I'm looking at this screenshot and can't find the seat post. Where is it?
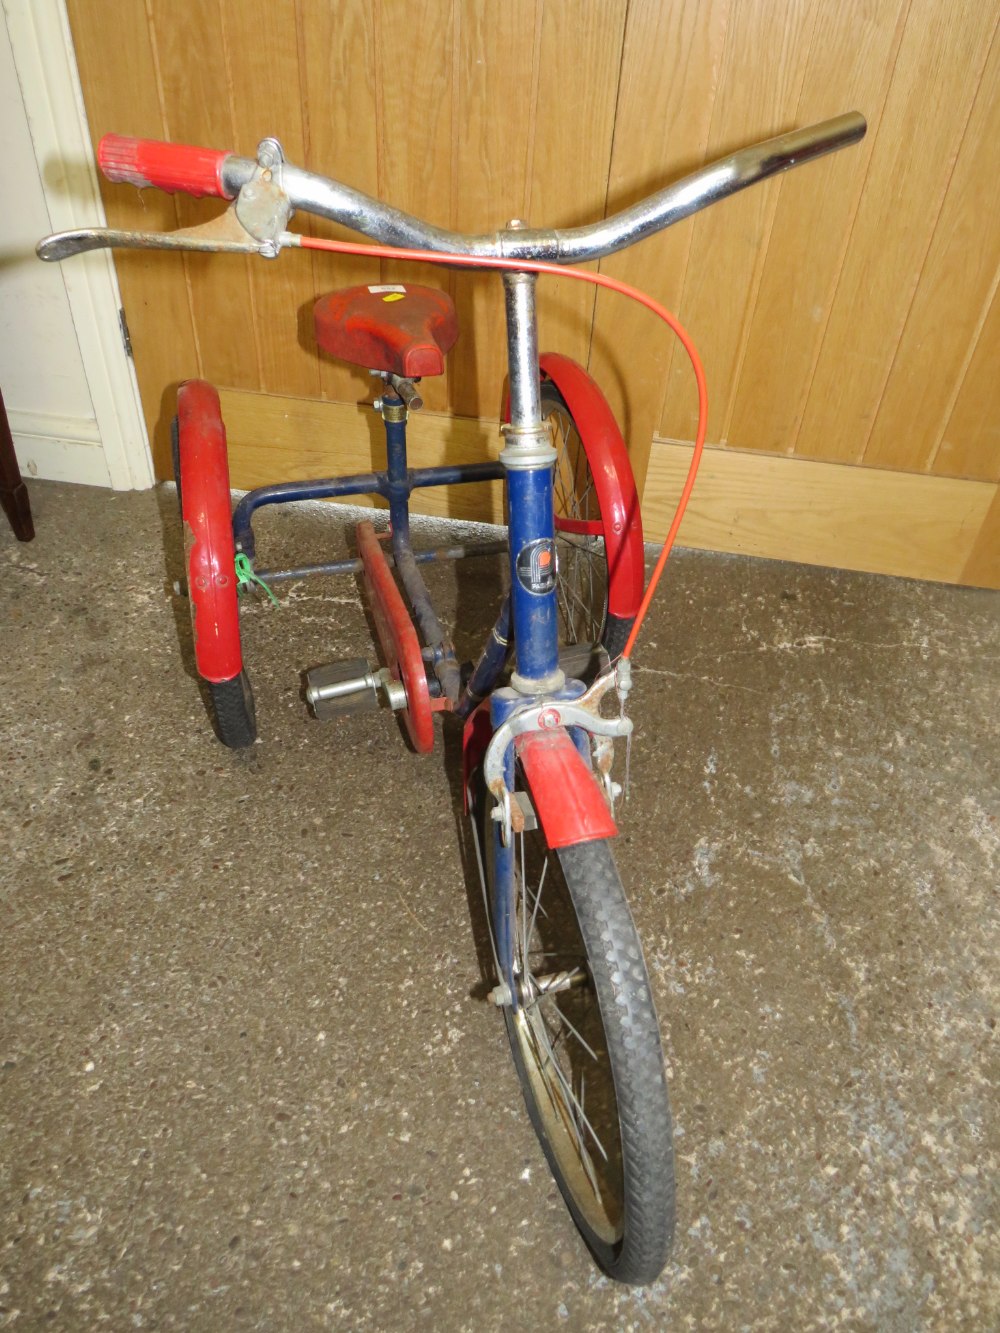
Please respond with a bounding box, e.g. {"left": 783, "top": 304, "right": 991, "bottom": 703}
{"left": 376, "top": 389, "right": 462, "bottom": 701}
{"left": 381, "top": 391, "right": 411, "bottom": 547}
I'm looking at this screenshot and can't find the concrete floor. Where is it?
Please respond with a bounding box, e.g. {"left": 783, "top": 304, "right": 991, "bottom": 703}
{"left": 1, "top": 480, "right": 998, "bottom": 1331}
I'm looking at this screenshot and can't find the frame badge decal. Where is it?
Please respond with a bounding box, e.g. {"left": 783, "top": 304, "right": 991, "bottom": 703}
{"left": 515, "top": 538, "right": 557, "bottom": 595}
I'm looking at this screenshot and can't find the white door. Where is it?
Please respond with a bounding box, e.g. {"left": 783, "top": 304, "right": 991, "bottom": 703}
{"left": 1, "top": 0, "right": 152, "bottom": 490}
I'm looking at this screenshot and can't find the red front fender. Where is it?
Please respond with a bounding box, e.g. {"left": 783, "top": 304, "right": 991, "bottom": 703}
{"left": 463, "top": 704, "right": 618, "bottom": 846}
{"left": 177, "top": 380, "right": 242, "bottom": 683}
{"left": 516, "top": 729, "right": 618, "bottom": 848}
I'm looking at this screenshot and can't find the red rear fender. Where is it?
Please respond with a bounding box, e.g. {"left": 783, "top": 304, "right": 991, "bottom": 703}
{"left": 177, "top": 380, "right": 242, "bottom": 683}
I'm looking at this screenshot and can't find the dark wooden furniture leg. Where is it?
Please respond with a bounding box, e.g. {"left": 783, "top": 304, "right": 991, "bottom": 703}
{"left": 0, "top": 387, "right": 34, "bottom": 541}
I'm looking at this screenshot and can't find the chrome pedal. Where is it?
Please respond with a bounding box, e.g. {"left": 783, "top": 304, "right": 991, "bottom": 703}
{"left": 305, "top": 659, "right": 410, "bottom": 719}
{"left": 305, "top": 658, "right": 380, "bottom": 719}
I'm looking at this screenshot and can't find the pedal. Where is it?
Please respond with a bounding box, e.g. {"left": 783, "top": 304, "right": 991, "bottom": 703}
{"left": 305, "top": 658, "right": 411, "bottom": 720}
{"left": 557, "top": 642, "right": 609, "bottom": 682}
{"left": 305, "top": 658, "right": 380, "bottom": 719}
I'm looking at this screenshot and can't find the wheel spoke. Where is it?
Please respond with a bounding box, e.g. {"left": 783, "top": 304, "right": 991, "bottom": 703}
{"left": 525, "top": 854, "right": 548, "bottom": 958}
{"left": 571, "top": 428, "right": 586, "bottom": 497}
{"left": 512, "top": 831, "right": 612, "bottom": 1169}
{"left": 560, "top": 551, "right": 584, "bottom": 634}
{"left": 520, "top": 831, "right": 528, "bottom": 985}
{"left": 532, "top": 1013, "right": 610, "bottom": 1164}
{"left": 561, "top": 573, "right": 599, "bottom": 628}
{"left": 588, "top": 544, "right": 596, "bottom": 635}
{"left": 545, "top": 390, "right": 609, "bottom": 654}
{"left": 548, "top": 997, "right": 600, "bottom": 1063}
{"left": 554, "top": 463, "right": 572, "bottom": 516}
{"left": 556, "top": 575, "right": 576, "bottom": 642}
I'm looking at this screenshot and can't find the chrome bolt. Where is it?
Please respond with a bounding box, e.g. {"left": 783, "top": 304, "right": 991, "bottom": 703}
{"left": 256, "top": 138, "right": 284, "bottom": 170}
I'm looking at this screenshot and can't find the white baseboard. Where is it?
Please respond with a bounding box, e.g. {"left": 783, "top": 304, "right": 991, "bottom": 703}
{"left": 9, "top": 407, "right": 112, "bottom": 486}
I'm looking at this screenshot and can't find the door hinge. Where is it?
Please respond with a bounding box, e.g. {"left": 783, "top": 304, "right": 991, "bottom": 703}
{"left": 118, "top": 307, "right": 133, "bottom": 358}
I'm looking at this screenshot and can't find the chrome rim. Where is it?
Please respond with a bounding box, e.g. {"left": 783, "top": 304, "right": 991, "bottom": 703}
{"left": 506, "top": 829, "right": 624, "bottom": 1243}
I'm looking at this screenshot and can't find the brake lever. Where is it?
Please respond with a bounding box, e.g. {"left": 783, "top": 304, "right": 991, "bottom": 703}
{"left": 38, "top": 211, "right": 264, "bottom": 262}
{"left": 38, "top": 136, "right": 293, "bottom": 264}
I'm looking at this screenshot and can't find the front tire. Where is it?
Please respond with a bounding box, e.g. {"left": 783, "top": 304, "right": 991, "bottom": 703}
{"left": 479, "top": 780, "right": 675, "bottom": 1283}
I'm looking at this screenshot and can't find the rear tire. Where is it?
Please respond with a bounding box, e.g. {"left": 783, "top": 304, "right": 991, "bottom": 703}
{"left": 170, "top": 414, "right": 183, "bottom": 515}
{"left": 207, "top": 670, "right": 257, "bottom": 750}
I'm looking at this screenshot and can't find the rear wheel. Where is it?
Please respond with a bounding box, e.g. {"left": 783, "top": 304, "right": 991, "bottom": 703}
{"left": 542, "top": 381, "right": 634, "bottom": 666}
{"left": 173, "top": 389, "right": 258, "bottom": 750}
{"left": 206, "top": 670, "right": 257, "bottom": 750}
{"left": 170, "top": 415, "right": 183, "bottom": 514}
{"left": 477, "top": 777, "right": 675, "bottom": 1283}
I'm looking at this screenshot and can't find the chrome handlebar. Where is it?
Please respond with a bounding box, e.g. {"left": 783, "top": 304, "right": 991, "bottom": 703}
{"left": 222, "top": 112, "right": 866, "bottom": 262}
{"left": 38, "top": 112, "right": 865, "bottom": 265}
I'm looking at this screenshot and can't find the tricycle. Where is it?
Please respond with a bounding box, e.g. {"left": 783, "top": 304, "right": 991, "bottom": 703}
{"left": 40, "top": 107, "right": 865, "bottom": 1283}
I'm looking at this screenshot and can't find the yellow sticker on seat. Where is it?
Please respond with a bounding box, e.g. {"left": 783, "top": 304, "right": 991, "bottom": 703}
{"left": 382, "top": 293, "right": 406, "bottom": 303}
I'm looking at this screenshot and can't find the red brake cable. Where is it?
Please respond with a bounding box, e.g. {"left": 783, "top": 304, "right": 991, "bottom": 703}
{"left": 295, "top": 233, "right": 708, "bottom": 662}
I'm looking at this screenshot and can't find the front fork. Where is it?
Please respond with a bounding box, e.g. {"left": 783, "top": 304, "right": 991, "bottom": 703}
{"left": 484, "top": 668, "right": 633, "bottom": 1005}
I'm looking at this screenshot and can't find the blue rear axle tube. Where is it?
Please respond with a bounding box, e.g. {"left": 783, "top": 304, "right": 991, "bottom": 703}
{"left": 231, "top": 458, "right": 504, "bottom": 561}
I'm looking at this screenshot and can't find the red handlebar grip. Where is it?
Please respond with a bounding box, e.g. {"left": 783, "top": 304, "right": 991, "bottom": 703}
{"left": 98, "top": 134, "right": 233, "bottom": 200}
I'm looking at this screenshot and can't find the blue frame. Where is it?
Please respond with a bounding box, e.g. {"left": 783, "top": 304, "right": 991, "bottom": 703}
{"left": 228, "top": 325, "right": 578, "bottom": 1008}
{"left": 505, "top": 465, "right": 560, "bottom": 682}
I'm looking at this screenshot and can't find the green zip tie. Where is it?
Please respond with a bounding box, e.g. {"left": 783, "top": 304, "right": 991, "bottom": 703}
{"left": 234, "top": 552, "right": 280, "bottom": 606}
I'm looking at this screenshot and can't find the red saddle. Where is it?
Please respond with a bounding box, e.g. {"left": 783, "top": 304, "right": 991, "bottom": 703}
{"left": 313, "top": 284, "right": 458, "bottom": 378}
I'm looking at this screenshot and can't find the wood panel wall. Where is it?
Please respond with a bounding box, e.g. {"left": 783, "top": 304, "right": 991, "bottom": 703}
{"left": 67, "top": 0, "right": 1000, "bottom": 587}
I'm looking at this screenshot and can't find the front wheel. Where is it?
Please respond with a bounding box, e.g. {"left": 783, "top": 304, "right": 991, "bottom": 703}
{"left": 478, "top": 782, "right": 675, "bottom": 1282}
